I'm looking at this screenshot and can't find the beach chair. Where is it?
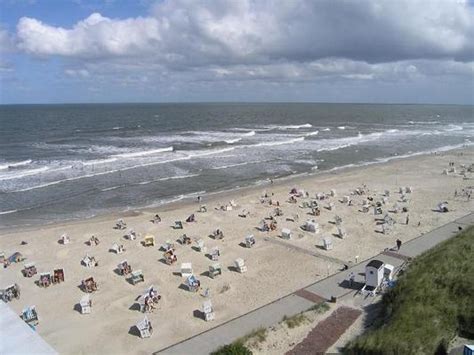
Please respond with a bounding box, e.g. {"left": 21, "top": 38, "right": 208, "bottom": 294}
{"left": 136, "top": 316, "right": 153, "bottom": 338}
{"left": 130, "top": 270, "right": 145, "bottom": 285}
{"left": 60, "top": 234, "right": 70, "bottom": 245}
{"left": 327, "top": 202, "right": 335, "bottom": 211}
{"left": 337, "top": 226, "right": 347, "bottom": 239}
{"left": 437, "top": 202, "right": 449, "bottom": 213}
{"left": 9, "top": 252, "right": 24, "bottom": 264}
{"left": 88, "top": 235, "right": 100, "bottom": 246}
{"left": 316, "top": 193, "right": 325, "bottom": 200}
{"left": 196, "top": 239, "right": 206, "bottom": 253}
{"left": 22, "top": 262, "right": 37, "bottom": 278}
{"left": 322, "top": 237, "right": 333, "bottom": 250}
{"left": 212, "top": 229, "right": 224, "bottom": 240}
{"left": 181, "top": 263, "right": 193, "bottom": 278}
{"left": 178, "top": 234, "right": 192, "bottom": 245}
{"left": 210, "top": 247, "right": 220, "bottom": 261}
{"left": 185, "top": 275, "right": 201, "bottom": 292}
{"left": 110, "top": 243, "right": 125, "bottom": 254}
{"left": 174, "top": 221, "right": 184, "bottom": 229}
{"left": 281, "top": 228, "right": 292, "bottom": 240}
{"left": 164, "top": 249, "right": 177, "bottom": 265}
{"left": 115, "top": 219, "right": 127, "bottom": 230}
{"left": 202, "top": 300, "right": 215, "bottom": 321}
{"left": 258, "top": 220, "right": 269, "bottom": 232}
{"left": 234, "top": 258, "right": 247, "bottom": 273}
{"left": 127, "top": 230, "right": 137, "bottom": 240}
{"left": 209, "top": 263, "right": 222, "bottom": 279}
{"left": 186, "top": 214, "right": 196, "bottom": 223}
{"left": 199, "top": 205, "right": 207, "bottom": 213}
{"left": 1, "top": 284, "right": 20, "bottom": 302}
{"left": 405, "top": 186, "right": 412, "bottom": 193}
{"left": 21, "top": 306, "right": 39, "bottom": 326}
{"left": 245, "top": 235, "right": 256, "bottom": 248}
{"left": 80, "top": 294, "right": 92, "bottom": 314}
{"left": 143, "top": 234, "right": 155, "bottom": 247}
{"left": 52, "top": 268, "right": 65, "bottom": 284}
{"left": 302, "top": 220, "right": 319, "bottom": 233}
{"left": 39, "top": 272, "right": 52, "bottom": 288}
{"left": 374, "top": 206, "right": 383, "bottom": 215}
{"left": 341, "top": 195, "right": 350, "bottom": 204}
{"left": 334, "top": 215, "right": 343, "bottom": 226}
{"left": 229, "top": 200, "right": 237, "bottom": 207}
{"left": 330, "top": 189, "right": 336, "bottom": 197}
{"left": 239, "top": 209, "right": 250, "bottom": 218}
{"left": 152, "top": 214, "right": 161, "bottom": 223}
{"left": 118, "top": 260, "right": 132, "bottom": 275}
{"left": 82, "top": 255, "right": 97, "bottom": 268}
{"left": 82, "top": 277, "right": 98, "bottom": 293}
{"left": 161, "top": 240, "right": 175, "bottom": 252}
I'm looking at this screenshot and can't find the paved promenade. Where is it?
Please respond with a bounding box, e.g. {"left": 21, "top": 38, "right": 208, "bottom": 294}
{"left": 156, "top": 213, "right": 472, "bottom": 355}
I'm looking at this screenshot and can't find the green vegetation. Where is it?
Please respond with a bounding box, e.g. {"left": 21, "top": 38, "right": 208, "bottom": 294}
{"left": 211, "top": 327, "right": 266, "bottom": 354}
{"left": 307, "top": 302, "right": 330, "bottom": 314}
{"left": 345, "top": 227, "right": 474, "bottom": 354}
{"left": 236, "top": 327, "right": 267, "bottom": 348}
{"left": 282, "top": 312, "right": 309, "bottom": 329}
{"left": 210, "top": 342, "right": 253, "bottom": 355}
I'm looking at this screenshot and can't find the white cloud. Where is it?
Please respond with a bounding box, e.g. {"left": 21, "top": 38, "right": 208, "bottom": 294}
{"left": 7, "top": 0, "right": 474, "bottom": 98}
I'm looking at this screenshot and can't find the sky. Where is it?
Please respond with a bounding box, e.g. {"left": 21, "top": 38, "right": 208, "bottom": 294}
{"left": 0, "top": 0, "right": 473, "bottom": 104}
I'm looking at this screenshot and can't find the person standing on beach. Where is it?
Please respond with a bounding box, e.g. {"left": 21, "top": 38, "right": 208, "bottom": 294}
{"left": 197, "top": 196, "right": 202, "bottom": 204}
{"left": 396, "top": 239, "right": 402, "bottom": 250}
{"left": 348, "top": 272, "right": 355, "bottom": 287}
{"left": 406, "top": 214, "right": 409, "bottom": 225}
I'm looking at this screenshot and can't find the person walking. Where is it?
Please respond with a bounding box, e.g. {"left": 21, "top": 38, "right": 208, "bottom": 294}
{"left": 396, "top": 239, "right": 402, "bottom": 251}
{"left": 348, "top": 272, "right": 355, "bottom": 288}
{"left": 406, "top": 214, "right": 410, "bottom": 225}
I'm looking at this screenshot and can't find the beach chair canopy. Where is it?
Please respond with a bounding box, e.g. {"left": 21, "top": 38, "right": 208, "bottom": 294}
{"left": 235, "top": 258, "right": 245, "bottom": 267}
{"left": 181, "top": 263, "right": 193, "bottom": 276}
{"left": 203, "top": 300, "right": 213, "bottom": 313}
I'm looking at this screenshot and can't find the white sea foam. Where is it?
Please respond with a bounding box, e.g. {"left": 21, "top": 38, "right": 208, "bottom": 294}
{"left": 0, "top": 159, "right": 32, "bottom": 170}
{"left": 241, "top": 130, "right": 256, "bottom": 137}
{"left": 0, "top": 166, "right": 49, "bottom": 181}
{"left": 82, "top": 158, "right": 118, "bottom": 166}
{"left": 0, "top": 209, "right": 18, "bottom": 215}
{"left": 113, "top": 146, "right": 174, "bottom": 158}
{"left": 225, "top": 138, "right": 242, "bottom": 144}
{"left": 251, "top": 136, "right": 305, "bottom": 147}
{"left": 322, "top": 128, "right": 331, "bottom": 131}
{"left": 337, "top": 126, "right": 346, "bottom": 130}
{"left": 305, "top": 130, "right": 319, "bottom": 137}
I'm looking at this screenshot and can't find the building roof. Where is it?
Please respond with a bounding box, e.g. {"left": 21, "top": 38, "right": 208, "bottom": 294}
{"left": 367, "top": 259, "right": 384, "bottom": 269}
{"left": 0, "top": 302, "right": 57, "bottom": 354}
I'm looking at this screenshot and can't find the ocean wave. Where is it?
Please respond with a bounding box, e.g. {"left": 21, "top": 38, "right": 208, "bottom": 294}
{"left": 241, "top": 130, "right": 256, "bottom": 137}
{"left": 225, "top": 138, "right": 242, "bottom": 144}
{"left": 263, "top": 123, "right": 312, "bottom": 130}
{"left": 113, "top": 146, "right": 174, "bottom": 158}
{"left": 322, "top": 128, "right": 331, "bottom": 132}
{"left": 210, "top": 162, "right": 252, "bottom": 170}
{"left": 305, "top": 130, "right": 319, "bottom": 137}
{"left": 82, "top": 158, "right": 118, "bottom": 166}
{"left": 252, "top": 136, "right": 305, "bottom": 147}
{"left": 0, "top": 159, "right": 32, "bottom": 170}
{"left": 337, "top": 126, "right": 346, "bottom": 130}
{"left": 0, "top": 209, "right": 18, "bottom": 215}
{"left": 0, "top": 166, "right": 50, "bottom": 181}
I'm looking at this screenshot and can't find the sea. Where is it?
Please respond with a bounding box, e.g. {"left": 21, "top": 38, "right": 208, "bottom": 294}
{"left": 0, "top": 103, "right": 473, "bottom": 229}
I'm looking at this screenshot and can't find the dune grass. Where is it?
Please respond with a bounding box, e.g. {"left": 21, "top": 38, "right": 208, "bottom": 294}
{"left": 345, "top": 226, "right": 474, "bottom": 354}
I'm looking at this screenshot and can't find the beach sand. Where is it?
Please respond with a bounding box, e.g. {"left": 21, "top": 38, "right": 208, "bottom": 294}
{"left": 1, "top": 147, "right": 473, "bottom": 354}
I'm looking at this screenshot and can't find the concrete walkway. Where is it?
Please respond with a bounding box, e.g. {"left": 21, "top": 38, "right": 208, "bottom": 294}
{"left": 156, "top": 213, "right": 472, "bottom": 355}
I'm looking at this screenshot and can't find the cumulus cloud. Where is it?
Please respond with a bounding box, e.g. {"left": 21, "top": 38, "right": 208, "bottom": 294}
{"left": 6, "top": 0, "right": 474, "bottom": 96}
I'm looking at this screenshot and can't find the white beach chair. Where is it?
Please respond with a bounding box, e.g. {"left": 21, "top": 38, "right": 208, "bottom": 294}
{"left": 181, "top": 263, "right": 193, "bottom": 278}
{"left": 245, "top": 235, "right": 256, "bottom": 248}
{"left": 303, "top": 220, "right": 319, "bottom": 233}
{"left": 136, "top": 316, "right": 153, "bottom": 338}
{"left": 210, "top": 247, "right": 220, "bottom": 261}
{"left": 80, "top": 294, "right": 91, "bottom": 314}
{"left": 281, "top": 228, "right": 292, "bottom": 240}
{"left": 202, "top": 300, "right": 215, "bottom": 321}
{"left": 322, "top": 237, "right": 333, "bottom": 250}
{"left": 60, "top": 234, "right": 70, "bottom": 245}
{"left": 234, "top": 258, "right": 247, "bottom": 273}
{"left": 209, "top": 263, "right": 222, "bottom": 279}
{"left": 337, "top": 226, "right": 347, "bottom": 239}
{"left": 196, "top": 239, "right": 206, "bottom": 253}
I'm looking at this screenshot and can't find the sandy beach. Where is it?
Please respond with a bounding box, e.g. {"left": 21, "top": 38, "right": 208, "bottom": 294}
{"left": 1, "top": 147, "right": 473, "bottom": 355}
